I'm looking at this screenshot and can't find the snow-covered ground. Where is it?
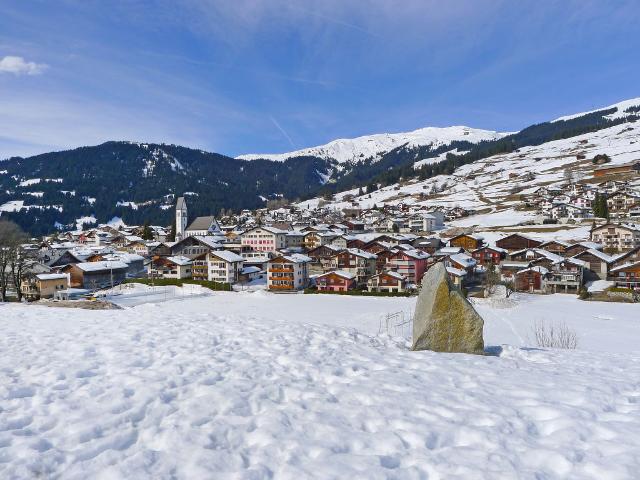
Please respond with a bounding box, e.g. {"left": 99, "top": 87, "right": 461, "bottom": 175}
{"left": 1, "top": 291, "right": 639, "bottom": 478}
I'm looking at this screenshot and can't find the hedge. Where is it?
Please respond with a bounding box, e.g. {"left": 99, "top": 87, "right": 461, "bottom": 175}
{"left": 304, "top": 288, "right": 414, "bottom": 297}
{"left": 124, "top": 278, "right": 232, "bottom": 292}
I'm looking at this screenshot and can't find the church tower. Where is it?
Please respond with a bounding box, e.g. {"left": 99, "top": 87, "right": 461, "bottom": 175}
{"left": 175, "top": 196, "right": 187, "bottom": 241}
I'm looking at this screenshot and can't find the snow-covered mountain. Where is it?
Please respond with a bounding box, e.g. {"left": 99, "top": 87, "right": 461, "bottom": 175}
{"left": 553, "top": 97, "right": 640, "bottom": 122}
{"left": 237, "top": 126, "right": 506, "bottom": 163}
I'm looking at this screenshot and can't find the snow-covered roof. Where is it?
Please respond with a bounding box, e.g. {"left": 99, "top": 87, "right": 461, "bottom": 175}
{"left": 379, "top": 271, "right": 405, "bottom": 280}
{"left": 610, "top": 260, "right": 640, "bottom": 273}
{"left": 36, "top": 273, "right": 68, "bottom": 281}
{"left": 210, "top": 250, "right": 245, "bottom": 263}
{"left": 241, "top": 266, "right": 262, "bottom": 274}
{"left": 449, "top": 253, "right": 477, "bottom": 268}
{"left": 577, "top": 249, "right": 615, "bottom": 263}
{"left": 396, "top": 249, "right": 430, "bottom": 259}
{"left": 346, "top": 248, "right": 377, "bottom": 259}
{"left": 317, "top": 270, "right": 356, "bottom": 280}
{"left": 74, "top": 261, "right": 129, "bottom": 272}
{"left": 446, "top": 266, "right": 467, "bottom": 277}
{"left": 166, "top": 256, "right": 192, "bottom": 266}
{"left": 517, "top": 266, "right": 549, "bottom": 275}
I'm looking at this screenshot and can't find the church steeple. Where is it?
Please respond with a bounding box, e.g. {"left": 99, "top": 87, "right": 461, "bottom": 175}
{"left": 175, "top": 196, "right": 187, "bottom": 241}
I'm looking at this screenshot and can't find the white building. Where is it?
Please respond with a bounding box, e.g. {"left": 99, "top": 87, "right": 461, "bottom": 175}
{"left": 175, "top": 196, "right": 188, "bottom": 241}
{"left": 267, "top": 254, "right": 312, "bottom": 291}
{"left": 205, "top": 250, "right": 245, "bottom": 284}
{"left": 242, "top": 226, "right": 288, "bottom": 254}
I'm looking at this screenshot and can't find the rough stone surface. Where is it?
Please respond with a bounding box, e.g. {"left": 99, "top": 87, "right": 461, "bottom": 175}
{"left": 412, "top": 263, "right": 484, "bottom": 354}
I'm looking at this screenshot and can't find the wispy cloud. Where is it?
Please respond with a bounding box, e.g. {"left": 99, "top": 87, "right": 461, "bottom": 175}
{"left": 269, "top": 116, "right": 295, "bottom": 148}
{"left": 0, "top": 55, "right": 47, "bottom": 75}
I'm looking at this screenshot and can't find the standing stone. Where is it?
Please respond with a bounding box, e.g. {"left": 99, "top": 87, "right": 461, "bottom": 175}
{"left": 412, "top": 262, "right": 484, "bottom": 354}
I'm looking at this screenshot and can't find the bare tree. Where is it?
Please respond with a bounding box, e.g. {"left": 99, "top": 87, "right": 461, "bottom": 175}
{"left": 501, "top": 280, "right": 515, "bottom": 298}
{"left": 484, "top": 263, "right": 500, "bottom": 296}
{"left": 532, "top": 320, "right": 578, "bottom": 349}
{"left": 0, "top": 221, "right": 28, "bottom": 301}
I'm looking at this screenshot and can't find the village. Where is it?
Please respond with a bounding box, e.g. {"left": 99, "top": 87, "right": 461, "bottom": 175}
{"left": 11, "top": 161, "right": 640, "bottom": 305}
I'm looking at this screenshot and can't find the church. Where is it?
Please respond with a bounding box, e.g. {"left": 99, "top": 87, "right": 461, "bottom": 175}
{"left": 175, "top": 196, "right": 223, "bottom": 241}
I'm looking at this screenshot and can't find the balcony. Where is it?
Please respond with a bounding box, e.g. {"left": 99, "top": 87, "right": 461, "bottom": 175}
{"left": 270, "top": 267, "right": 294, "bottom": 273}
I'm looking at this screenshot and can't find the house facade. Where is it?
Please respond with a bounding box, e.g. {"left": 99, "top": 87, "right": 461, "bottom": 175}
{"left": 367, "top": 271, "right": 407, "bottom": 293}
{"left": 21, "top": 273, "right": 69, "bottom": 300}
{"left": 242, "top": 226, "right": 288, "bottom": 253}
{"left": 315, "top": 270, "right": 357, "bottom": 292}
{"left": 590, "top": 223, "right": 640, "bottom": 252}
{"left": 267, "top": 254, "right": 311, "bottom": 291}
{"left": 328, "top": 248, "right": 377, "bottom": 285}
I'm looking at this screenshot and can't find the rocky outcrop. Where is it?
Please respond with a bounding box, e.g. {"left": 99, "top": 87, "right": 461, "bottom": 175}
{"left": 412, "top": 263, "right": 484, "bottom": 354}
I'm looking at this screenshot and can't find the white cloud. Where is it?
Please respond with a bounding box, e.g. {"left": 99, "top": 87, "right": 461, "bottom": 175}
{"left": 0, "top": 55, "right": 47, "bottom": 75}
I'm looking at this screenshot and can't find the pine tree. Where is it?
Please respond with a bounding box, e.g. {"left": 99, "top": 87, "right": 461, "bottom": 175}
{"left": 141, "top": 221, "right": 154, "bottom": 240}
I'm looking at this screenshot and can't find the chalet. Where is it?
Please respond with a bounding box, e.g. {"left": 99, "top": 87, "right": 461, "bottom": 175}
{"left": 61, "top": 261, "right": 128, "bottom": 289}
{"left": 538, "top": 240, "right": 569, "bottom": 255}
{"left": 149, "top": 256, "right": 192, "bottom": 279}
{"left": 515, "top": 266, "right": 548, "bottom": 293}
{"left": 610, "top": 246, "right": 640, "bottom": 270}
{"left": 564, "top": 241, "right": 602, "bottom": 257}
{"left": 346, "top": 238, "right": 367, "bottom": 249}
{"left": 367, "top": 271, "right": 407, "bottom": 293}
{"left": 48, "top": 250, "right": 88, "bottom": 268}
{"left": 104, "top": 253, "right": 145, "bottom": 277}
{"left": 374, "top": 249, "right": 395, "bottom": 274}
{"left": 147, "top": 242, "right": 172, "bottom": 257}
{"left": 328, "top": 248, "right": 377, "bottom": 285}
{"left": 206, "top": 250, "right": 244, "bottom": 284}
{"left": 386, "top": 249, "right": 430, "bottom": 284}
{"left": 412, "top": 237, "right": 444, "bottom": 255}
{"left": 303, "top": 231, "right": 338, "bottom": 250}
{"left": 446, "top": 253, "right": 477, "bottom": 277}
{"left": 330, "top": 235, "right": 353, "bottom": 250}
{"left": 572, "top": 249, "right": 614, "bottom": 280}
{"left": 546, "top": 258, "right": 586, "bottom": 293}
{"left": 495, "top": 234, "right": 542, "bottom": 252}
{"left": 471, "top": 246, "right": 507, "bottom": 266}
{"left": 433, "top": 246, "right": 465, "bottom": 259}
{"left": 126, "top": 240, "right": 149, "bottom": 257}
{"left": 499, "top": 261, "right": 532, "bottom": 282}
{"left": 445, "top": 266, "right": 467, "bottom": 287}
{"left": 171, "top": 235, "right": 221, "bottom": 258}
{"left": 267, "top": 254, "right": 312, "bottom": 291}
{"left": 315, "top": 270, "right": 357, "bottom": 292}
{"left": 448, "top": 234, "right": 484, "bottom": 251}
{"left": 607, "top": 191, "right": 640, "bottom": 217}
{"left": 21, "top": 273, "right": 69, "bottom": 301}
{"left": 241, "top": 226, "right": 288, "bottom": 253}
{"left": 590, "top": 223, "right": 640, "bottom": 252}
{"left": 362, "top": 240, "right": 392, "bottom": 255}
{"left": 609, "top": 261, "right": 640, "bottom": 290}
{"left": 185, "top": 216, "right": 222, "bottom": 237}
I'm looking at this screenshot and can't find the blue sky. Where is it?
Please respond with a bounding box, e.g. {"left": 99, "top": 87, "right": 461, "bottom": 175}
{"left": 1, "top": 0, "right": 639, "bottom": 159}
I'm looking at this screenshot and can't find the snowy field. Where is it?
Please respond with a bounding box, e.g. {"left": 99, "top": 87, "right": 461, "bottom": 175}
{"left": 1, "top": 292, "right": 639, "bottom": 479}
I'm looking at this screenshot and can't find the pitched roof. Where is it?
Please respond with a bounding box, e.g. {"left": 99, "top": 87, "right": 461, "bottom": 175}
{"left": 74, "top": 261, "right": 129, "bottom": 272}
{"left": 317, "top": 270, "right": 356, "bottom": 280}
{"left": 176, "top": 196, "right": 187, "bottom": 210}
{"left": 209, "top": 250, "right": 245, "bottom": 263}
{"left": 166, "top": 255, "right": 192, "bottom": 266}
{"left": 186, "top": 216, "right": 221, "bottom": 233}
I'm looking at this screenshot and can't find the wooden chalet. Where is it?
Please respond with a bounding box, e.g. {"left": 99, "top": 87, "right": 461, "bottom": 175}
{"left": 495, "top": 233, "right": 542, "bottom": 252}
{"left": 448, "top": 234, "right": 483, "bottom": 251}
